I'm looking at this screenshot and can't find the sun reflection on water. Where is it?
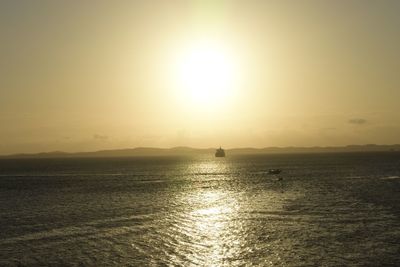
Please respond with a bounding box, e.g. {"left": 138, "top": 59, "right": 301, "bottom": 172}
{"left": 187, "top": 160, "right": 231, "bottom": 177}
{"left": 144, "top": 158, "right": 291, "bottom": 266}
{"left": 176, "top": 160, "right": 243, "bottom": 266}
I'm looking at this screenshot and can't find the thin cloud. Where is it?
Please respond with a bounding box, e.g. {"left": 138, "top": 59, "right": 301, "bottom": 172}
{"left": 93, "top": 134, "right": 109, "bottom": 140}
{"left": 348, "top": 118, "right": 367, "bottom": 125}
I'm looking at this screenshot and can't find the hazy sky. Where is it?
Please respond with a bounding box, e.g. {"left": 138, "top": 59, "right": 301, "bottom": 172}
{"left": 1, "top": 0, "right": 400, "bottom": 154}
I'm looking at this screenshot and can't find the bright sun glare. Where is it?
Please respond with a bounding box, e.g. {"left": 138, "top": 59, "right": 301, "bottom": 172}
{"left": 174, "top": 40, "right": 239, "bottom": 110}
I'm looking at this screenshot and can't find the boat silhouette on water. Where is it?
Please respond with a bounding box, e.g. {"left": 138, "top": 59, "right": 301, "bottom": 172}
{"left": 215, "top": 147, "right": 225, "bottom": 157}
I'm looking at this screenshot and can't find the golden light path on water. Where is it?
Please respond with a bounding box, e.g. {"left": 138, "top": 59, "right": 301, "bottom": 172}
{"left": 165, "top": 158, "right": 307, "bottom": 266}
{"left": 166, "top": 160, "right": 272, "bottom": 266}
{"left": 178, "top": 160, "right": 242, "bottom": 266}
{"left": 127, "top": 157, "right": 283, "bottom": 266}
{"left": 127, "top": 158, "right": 303, "bottom": 266}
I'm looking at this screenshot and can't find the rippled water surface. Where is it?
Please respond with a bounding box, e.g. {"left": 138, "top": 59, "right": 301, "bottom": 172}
{"left": 1, "top": 152, "right": 400, "bottom": 266}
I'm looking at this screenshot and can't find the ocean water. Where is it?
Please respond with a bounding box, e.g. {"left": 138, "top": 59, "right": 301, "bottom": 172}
{"left": 0, "top": 152, "right": 400, "bottom": 266}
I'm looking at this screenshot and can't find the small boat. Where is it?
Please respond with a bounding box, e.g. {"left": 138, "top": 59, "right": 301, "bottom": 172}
{"left": 268, "top": 169, "right": 282, "bottom": 175}
{"left": 215, "top": 147, "right": 225, "bottom": 157}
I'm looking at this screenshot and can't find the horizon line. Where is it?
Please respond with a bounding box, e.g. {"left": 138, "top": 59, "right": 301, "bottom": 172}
{"left": 1, "top": 143, "right": 400, "bottom": 157}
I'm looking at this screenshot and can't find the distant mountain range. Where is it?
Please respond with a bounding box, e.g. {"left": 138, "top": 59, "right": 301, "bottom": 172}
{"left": 1, "top": 144, "right": 400, "bottom": 159}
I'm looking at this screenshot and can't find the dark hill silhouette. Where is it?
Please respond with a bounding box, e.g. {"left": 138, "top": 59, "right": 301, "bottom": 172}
{"left": 1, "top": 144, "right": 400, "bottom": 158}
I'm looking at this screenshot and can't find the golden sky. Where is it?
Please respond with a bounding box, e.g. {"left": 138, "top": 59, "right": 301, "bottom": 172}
{"left": 1, "top": 0, "right": 400, "bottom": 154}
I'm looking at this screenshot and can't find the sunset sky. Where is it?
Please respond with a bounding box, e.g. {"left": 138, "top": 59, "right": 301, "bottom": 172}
{"left": 1, "top": 0, "right": 400, "bottom": 154}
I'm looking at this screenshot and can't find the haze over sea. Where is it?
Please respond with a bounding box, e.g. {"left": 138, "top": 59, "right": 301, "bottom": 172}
{"left": 1, "top": 152, "right": 400, "bottom": 266}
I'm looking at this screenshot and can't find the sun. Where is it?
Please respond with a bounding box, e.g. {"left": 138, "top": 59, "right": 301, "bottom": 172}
{"left": 173, "top": 39, "right": 239, "bottom": 109}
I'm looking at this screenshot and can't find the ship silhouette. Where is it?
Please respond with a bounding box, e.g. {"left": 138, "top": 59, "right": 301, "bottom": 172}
{"left": 215, "top": 147, "right": 225, "bottom": 157}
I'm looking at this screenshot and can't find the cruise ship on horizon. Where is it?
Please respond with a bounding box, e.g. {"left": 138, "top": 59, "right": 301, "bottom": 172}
{"left": 215, "top": 147, "right": 225, "bottom": 157}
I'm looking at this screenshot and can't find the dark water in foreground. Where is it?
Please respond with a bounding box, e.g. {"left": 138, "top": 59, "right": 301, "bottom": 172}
{"left": 0, "top": 152, "right": 400, "bottom": 266}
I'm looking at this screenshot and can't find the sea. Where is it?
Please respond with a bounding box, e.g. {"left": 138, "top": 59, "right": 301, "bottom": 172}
{"left": 0, "top": 152, "right": 399, "bottom": 266}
